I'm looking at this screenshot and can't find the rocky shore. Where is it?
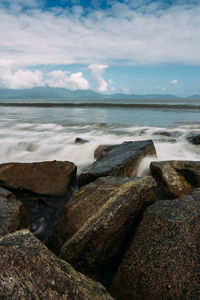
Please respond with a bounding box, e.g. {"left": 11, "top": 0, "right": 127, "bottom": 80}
{"left": 0, "top": 139, "right": 199, "bottom": 299}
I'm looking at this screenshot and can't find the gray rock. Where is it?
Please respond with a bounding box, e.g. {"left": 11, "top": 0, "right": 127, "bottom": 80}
{"left": 79, "top": 140, "right": 156, "bottom": 186}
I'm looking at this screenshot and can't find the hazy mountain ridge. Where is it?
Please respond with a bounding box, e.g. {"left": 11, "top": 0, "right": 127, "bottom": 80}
{"left": 0, "top": 87, "right": 198, "bottom": 100}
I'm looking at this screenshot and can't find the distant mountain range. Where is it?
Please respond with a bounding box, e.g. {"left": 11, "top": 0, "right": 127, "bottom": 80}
{"left": 0, "top": 87, "right": 199, "bottom": 100}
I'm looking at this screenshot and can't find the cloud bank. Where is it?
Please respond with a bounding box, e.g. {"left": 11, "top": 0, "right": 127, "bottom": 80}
{"left": 46, "top": 70, "right": 89, "bottom": 90}
{"left": 0, "top": 0, "right": 200, "bottom": 69}
{"left": 0, "top": 68, "right": 90, "bottom": 90}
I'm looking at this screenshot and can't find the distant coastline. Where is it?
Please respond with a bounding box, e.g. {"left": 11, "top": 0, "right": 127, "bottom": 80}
{"left": 0, "top": 87, "right": 199, "bottom": 100}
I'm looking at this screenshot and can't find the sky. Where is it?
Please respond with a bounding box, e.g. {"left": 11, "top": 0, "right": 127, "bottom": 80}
{"left": 0, "top": 0, "right": 200, "bottom": 96}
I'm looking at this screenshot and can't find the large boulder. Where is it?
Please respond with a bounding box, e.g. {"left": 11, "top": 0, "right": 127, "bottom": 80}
{"left": 150, "top": 160, "right": 200, "bottom": 199}
{"left": 48, "top": 176, "right": 137, "bottom": 254}
{"left": 79, "top": 140, "right": 156, "bottom": 186}
{"left": 0, "top": 161, "right": 77, "bottom": 198}
{"left": 0, "top": 161, "right": 77, "bottom": 242}
{"left": 0, "top": 230, "right": 114, "bottom": 300}
{"left": 0, "top": 187, "right": 30, "bottom": 237}
{"left": 111, "top": 189, "right": 200, "bottom": 299}
{"left": 59, "top": 176, "right": 156, "bottom": 285}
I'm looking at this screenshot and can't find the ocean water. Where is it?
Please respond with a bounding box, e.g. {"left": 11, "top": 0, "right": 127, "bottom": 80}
{"left": 0, "top": 98, "right": 200, "bottom": 175}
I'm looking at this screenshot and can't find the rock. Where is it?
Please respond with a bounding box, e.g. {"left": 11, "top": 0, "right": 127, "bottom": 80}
{"left": 94, "top": 145, "right": 115, "bottom": 159}
{"left": 186, "top": 133, "right": 200, "bottom": 145}
{"left": 150, "top": 160, "right": 200, "bottom": 199}
{"left": 59, "top": 176, "right": 156, "bottom": 285}
{"left": 0, "top": 230, "right": 114, "bottom": 300}
{"left": 48, "top": 176, "right": 130, "bottom": 254}
{"left": 0, "top": 161, "right": 77, "bottom": 198}
{"left": 79, "top": 140, "right": 156, "bottom": 186}
{"left": 74, "top": 137, "right": 88, "bottom": 144}
{"left": 169, "top": 160, "right": 200, "bottom": 186}
{"left": 0, "top": 187, "right": 30, "bottom": 237}
{"left": 0, "top": 161, "right": 77, "bottom": 242}
{"left": 111, "top": 189, "right": 200, "bottom": 300}
{"left": 153, "top": 131, "right": 171, "bottom": 136}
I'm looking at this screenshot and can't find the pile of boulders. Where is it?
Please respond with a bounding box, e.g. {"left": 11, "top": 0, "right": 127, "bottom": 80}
{"left": 0, "top": 139, "right": 199, "bottom": 299}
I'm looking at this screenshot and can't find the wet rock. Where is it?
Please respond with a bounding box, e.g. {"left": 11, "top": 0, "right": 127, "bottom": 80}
{"left": 153, "top": 131, "right": 171, "bottom": 137}
{"left": 150, "top": 160, "right": 200, "bottom": 199}
{"left": 79, "top": 140, "right": 156, "bottom": 186}
{"left": 94, "top": 144, "right": 115, "bottom": 159}
{"left": 169, "top": 160, "right": 200, "bottom": 186}
{"left": 74, "top": 137, "right": 88, "bottom": 144}
{"left": 0, "top": 187, "right": 30, "bottom": 237}
{"left": 0, "top": 230, "right": 114, "bottom": 300}
{"left": 0, "top": 161, "right": 77, "bottom": 242}
{"left": 186, "top": 133, "right": 200, "bottom": 145}
{"left": 59, "top": 176, "right": 156, "bottom": 285}
{"left": 111, "top": 189, "right": 200, "bottom": 300}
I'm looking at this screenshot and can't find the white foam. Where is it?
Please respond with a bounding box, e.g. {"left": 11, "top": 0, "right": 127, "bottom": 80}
{"left": 0, "top": 120, "right": 200, "bottom": 174}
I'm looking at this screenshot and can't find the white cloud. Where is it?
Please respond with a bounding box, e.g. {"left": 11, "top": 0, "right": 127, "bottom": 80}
{"left": 47, "top": 70, "right": 70, "bottom": 78}
{"left": 170, "top": 79, "right": 178, "bottom": 85}
{"left": 0, "top": 67, "right": 90, "bottom": 90}
{"left": 0, "top": 68, "right": 44, "bottom": 89}
{"left": 0, "top": 1, "right": 200, "bottom": 69}
{"left": 68, "top": 72, "right": 89, "bottom": 90}
{"left": 46, "top": 70, "right": 89, "bottom": 90}
{"left": 89, "top": 64, "right": 108, "bottom": 92}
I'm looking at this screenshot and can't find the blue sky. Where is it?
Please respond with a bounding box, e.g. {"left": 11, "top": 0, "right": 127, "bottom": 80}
{"left": 0, "top": 0, "right": 200, "bottom": 96}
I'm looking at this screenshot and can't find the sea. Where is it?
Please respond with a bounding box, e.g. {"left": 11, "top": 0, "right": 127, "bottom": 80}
{"left": 0, "top": 97, "right": 200, "bottom": 176}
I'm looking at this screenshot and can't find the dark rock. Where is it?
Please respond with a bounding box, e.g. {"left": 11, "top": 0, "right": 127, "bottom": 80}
{"left": 0, "top": 230, "right": 114, "bottom": 300}
{"left": 153, "top": 131, "right": 171, "bottom": 137}
{"left": 0, "top": 187, "right": 30, "bottom": 237}
{"left": 111, "top": 189, "right": 200, "bottom": 300}
{"left": 79, "top": 140, "right": 156, "bottom": 186}
{"left": 186, "top": 133, "right": 200, "bottom": 145}
{"left": 94, "top": 145, "right": 115, "bottom": 159}
{"left": 74, "top": 137, "right": 88, "bottom": 144}
{"left": 0, "top": 161, "right": 77, "bottom": 242}
{"left": 59, "top": 176, "right": 156, "bottom": 285}
{"left": 150, "top": 160, "right": 200, "bottom": 199}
